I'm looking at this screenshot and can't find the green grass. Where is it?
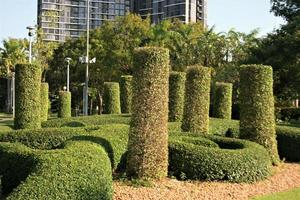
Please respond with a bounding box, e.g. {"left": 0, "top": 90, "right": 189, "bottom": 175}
{"left": 0, "top": 113, "right": 13, "bottom": 132}
{"left": 251, "top": 188, "right": 300, "bottom": 200}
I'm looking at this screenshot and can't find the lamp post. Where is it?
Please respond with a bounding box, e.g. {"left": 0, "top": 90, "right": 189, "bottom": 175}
{"left": 26, "top": 26, "right": 35, "bottom": 63}
{"left": 65, "top": 57, "right": 72, "bottom": 92}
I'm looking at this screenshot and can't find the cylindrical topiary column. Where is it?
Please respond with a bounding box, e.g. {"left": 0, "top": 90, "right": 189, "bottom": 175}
{"left": 40, "top": 82, "right": 49, "bottom": 122}
{"left": 181, "top": 65, "right": 211, "bottom": 134}
{"left": 169, "top": 72, "right": 186, "bottom": 122}
{"left": 15, "top": 64, "right": 41, "bottom": 129}
{"left": 239, "top": 65, "right": 280, "bottom": 165}
{"left": 213, "top": 82, "right": 233, "bottom": 119}
{"left": 103, "top": 82, "right": 121, "bottom": 114}
{"left": 127, "top": 47, "right": 169, "bottom": 179}
{"left": 120, "top": 75, "right": 133, "bottom": 113}
{"left": 58, "top": 91, "right": 71, "bottom": 118}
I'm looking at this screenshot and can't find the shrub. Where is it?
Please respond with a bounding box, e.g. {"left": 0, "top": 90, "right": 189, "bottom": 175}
{"left": 276, "top": 125, "right": 300, "bottom": 161}
{"left": 15, "top": 63, "right": 41, "bottom": 129}
{"left": 239, "top": 65, "right": 280, "bottom": 165}
{"left": 40, "top": 82, "right": 49, "bottom": 122}
{"left": 127, "top": 47, "right": 169, "bottom": 179}
{"left": 0, "top": 141, "right": 113, "bottom": 200}
{"left": 120, "top": 75, "right": 133, "bottom": 114}
{"left": 103, "top": 82, "right": 121, "bottom": 114}
{"left": 213, "top": 82, "right": 232, "bottom": 119}
{"left": 277, "top": 107, "right": 300, "bottom": 121}
{"left": 181, "top": 65, "right": 211, "bottom": 134}
{"left": 169, "top": 135, "right": 272, "bottom": 183}
{"left": 58, "top": 91, "right": 71, "bottom": 118}
{"left": 169, "top": 72, "right": 186, "bottom": 122}
{"left": 42, "top": 114, "right": 130, "bottom": 128}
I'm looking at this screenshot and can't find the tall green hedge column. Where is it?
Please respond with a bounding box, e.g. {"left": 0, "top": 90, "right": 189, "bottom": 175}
{"left": 40, "top": 82, "right": 49, "bottom": 122}
{"left": 181, "top": 65, "right": 211, "bottom": 134}
{"left": 15, "top": 64, "right": 41, "bottom": 129}
{"left": 58, "top": 91, "right": 71, "bottom": 118}
{"left": 169, "top": 72, "right": 186, "bottom": 122}
{"left": 103, "top": 82, "right": 121, "bottom": 114}
{"left": 240, "top": 65, "right": 280, "bottom": 165}
{"left": 120, "top": 75, "right": 133, "bottom": 113}
{"left": 213, "top": 82, "right": 233, "bottom": 119}
{"left": 127, "top": 47, "right": 169, "bottom": 179}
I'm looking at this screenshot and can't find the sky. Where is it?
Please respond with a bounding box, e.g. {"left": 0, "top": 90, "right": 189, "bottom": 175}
{"left": 0, "top": 0, "right": 285, "bottom": 43}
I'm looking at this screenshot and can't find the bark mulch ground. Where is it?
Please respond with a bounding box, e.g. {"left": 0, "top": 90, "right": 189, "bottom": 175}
{"left": 113, "top": 163, "right": 300, "bottom": 200}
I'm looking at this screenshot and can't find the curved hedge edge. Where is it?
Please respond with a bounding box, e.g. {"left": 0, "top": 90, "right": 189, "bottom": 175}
{"left": 58, "top": 91, "right": 71, "bottom": 118}
{"left": 169, "top": 135, "right": 272, "bottom": 183}
{"left": 1, "top": 141, "right": 113, "bottom": 200}
{"left": 213, "top": 82, "right": 232, "bottom": 119}
{"left": 276, "top": 126, "right": 300, "bottom": 162}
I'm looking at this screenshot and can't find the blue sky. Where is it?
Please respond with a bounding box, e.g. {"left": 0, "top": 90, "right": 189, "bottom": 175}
{"left": 0, "top": 0, "right": 285, "bottom": 42}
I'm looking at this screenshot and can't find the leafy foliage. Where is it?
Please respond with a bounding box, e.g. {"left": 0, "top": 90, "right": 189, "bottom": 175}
{"left": 181, "top": 65, "right": 211, "bottom": 134}
{"left": 120, "top": 75, "right": 133, "bottom": 114}
{"left": 169, "top": 135, "right": 272, "bottom": 182}
{"left": 15, "top": 64, "right": 41, "bottom": 129}
{"left": 40, "top": 83, "right": 49, "bottom": 122}
{"left": 168, "top": 72, "right": 186, "bottom": 122}
{"left": 213, "top": 82, "right": 233, "bottom": 119}
{"left": 103, "top": 82, "right": 121, "bottom": 114}
{"left": 239, "top": 65, "right": 280, "bottom": 165}
{"left": 58, "top": 91, "right": 71, "bottom": 118}
{"left": 127, "top": 47, "right": 169, "bottom": 179}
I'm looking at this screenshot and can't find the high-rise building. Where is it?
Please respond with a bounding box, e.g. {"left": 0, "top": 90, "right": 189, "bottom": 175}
{"left": 131, "top": 0, "right": 207, "bottom": 25}
{"left": 37, "top": 0, "right": 130, "bottom": 42}
{"left": 37, "top": 0, "right": 207, "bottom": 42}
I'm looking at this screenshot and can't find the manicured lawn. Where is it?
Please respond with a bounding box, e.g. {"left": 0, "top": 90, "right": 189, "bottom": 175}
{"left": 252, "top": 188, "right": 300, "bottom": 200}
{"left": 0, "top": 113, "right": 13, "bottom": 132}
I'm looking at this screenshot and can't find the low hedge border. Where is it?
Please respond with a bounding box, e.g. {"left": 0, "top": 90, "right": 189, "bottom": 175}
{"left": 0, "top": 141, "right": 112, "bottom": 200}
{"left": 276, "top": 125, "right": 300, "bottom": 161}
{"left": 169, "top": 135, "right": 272, "bottom": 183}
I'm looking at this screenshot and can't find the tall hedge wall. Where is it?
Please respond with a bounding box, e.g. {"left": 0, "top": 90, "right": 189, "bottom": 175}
{"left": 169, "top": 72, "right": 186, "bottom": 122}
{"left": 15, "top": 64, "right": 41, "bottom": 129}
{"left": 58, "top": 91, "right": 71, "bottom": 118}
{"left": 181, "top": 65, "right": 211, "bottom": 134}
{"left": 40, "top": 83, "right": 49, "bottom": 122}
{"left": 213, "top": 82, "right": 233, "bottom": 119}
{"left": 239, "top": 65, "right": 280, "bottom": 165}
{"left": 103, "top": 82, "right": 121, "bottom": 114}
{"left": 127, "top": 47, "right": 169, "bottom": 179}
{"left": 120, "top": 75, "right": 133, "bottom": 114}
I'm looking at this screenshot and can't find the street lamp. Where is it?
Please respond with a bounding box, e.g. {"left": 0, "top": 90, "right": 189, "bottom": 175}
{"left": 79, "top": 56, "right": 96, "bottom": 115}
{"left": 65, "top": 57, "right": 72, "bottom": 92}
{"left": 26, "top": 26, "right": 35, "bottom": 63}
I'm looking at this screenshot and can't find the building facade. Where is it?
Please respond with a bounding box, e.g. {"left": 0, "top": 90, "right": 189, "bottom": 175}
{"left": 38, "top": 0, "right": 130, "bottom": 42}
{"left": 131, "top": 0, "right": 207, "bottom": 25}
{"left": 37, "top": 0, "right": 206, "bottom": 42}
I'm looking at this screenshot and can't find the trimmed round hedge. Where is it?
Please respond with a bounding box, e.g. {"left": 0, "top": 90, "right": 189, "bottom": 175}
{"left": 58, "top": 91, "right": 71, "bottom": 118}
{"left": 213, "top": 82, "right": 232, "bottom": 119}
{"left": 120, "top": 75, "right": 133, "bottom": 114}
{"left": 40, "top": 82, "right": 49, "bottom": 122}
{"left": 127, "top": 47, "right": 169, "bottom": 179}
{"left": 15, "top": 64, "right": 41, "bottom": 129}
{"left": 103, "top": 82, "right": 121, "bottom": 114}
{"left": 181, "top": 65, "right": 211, "bottom": 134}
{"left": 239, "top": 65, "right": 280, "bottom": 165}
{"left": 169, "top": 135, "right": 272, "bottom": 183}
{"left": 169, "top": 72, "right": 186, "bottom": 122}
